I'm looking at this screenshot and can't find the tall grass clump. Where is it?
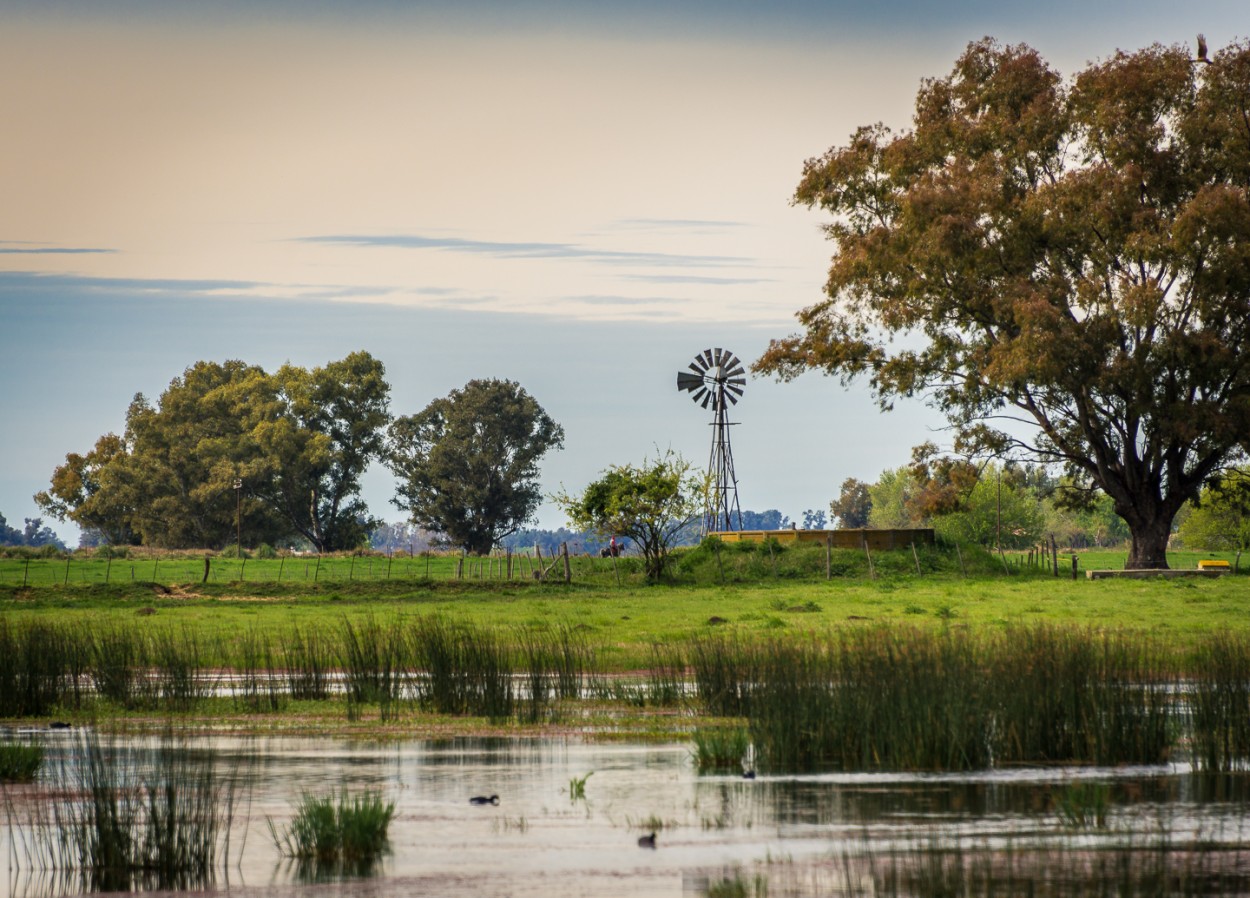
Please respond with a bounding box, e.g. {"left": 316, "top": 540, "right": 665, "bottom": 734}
{"left": 338, "top": 617, "right": 408, "bottom": 721}
{"left": 0, "top": 738, "right": 44, "bottom": 782}
{"left": 689, "top": 632, "right": 756, "bottom": 718}
{"left": 409, "top": 616, "right": 514, "bottom": 719}
{"left": 15, "top": 735, "right": 247, "bottom": 892}
{"left": 646, "top": 642, "right": 687, "bottom": 707}
{"left": 692, "top": 725, "right": 751, "bottom": 773}
{"left": 234, "top": 628, "right": 285, "bottom": 713}
{"left": 152, "top": 627, "right": 214, "bottom": 712}
{"left": 92, "top": 624, "right": 153, "bottom": 709}
{"left": 270, "top": 790, "right": 395, "bottom": 880}
{"left": 990, "top": 626, "right": 1172, "bottom": 766}
{"left": 282, "top": 624, "right": 335, "bottom": 700}
{"left": 1188, "top": 631, "right": 1250, "bottom": 772}
{"left": 0, "top": 619, "right": 81, "bottom": 717}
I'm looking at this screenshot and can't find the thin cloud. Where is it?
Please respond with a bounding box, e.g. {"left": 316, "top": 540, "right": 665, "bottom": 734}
{"left": 609, "top": 218, "right": 749, "bottom": 231}
{"left": 297, "top": 233, "right": 753, "bottom": 268}
{"left": 0, "top": 242, "right": 115, "bottom": 255}
{"left": 623, "top": 274, "right": 775, "bottom": 285}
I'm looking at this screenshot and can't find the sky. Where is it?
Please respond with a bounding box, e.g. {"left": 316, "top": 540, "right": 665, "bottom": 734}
{"left": 1, "top": 0, "right": 1244, "bottom": 545}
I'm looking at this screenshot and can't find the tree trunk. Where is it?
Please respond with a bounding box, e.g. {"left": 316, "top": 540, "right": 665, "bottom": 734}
{"left": 1124, "top": 516, "right": 1172, "bottom": 570}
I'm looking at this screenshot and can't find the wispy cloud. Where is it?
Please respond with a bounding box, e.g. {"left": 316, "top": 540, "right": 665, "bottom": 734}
{"left": 622, "top": 273, "right": 775, "bottom": 285}
{"left": 297, "top": 233, "right": 753, "bottom": 268}
{"left": 0, "top": 241, "right": 115, "bottom": 255}
{"left": 609, "top": 218, "right": 749, "bottom": 232}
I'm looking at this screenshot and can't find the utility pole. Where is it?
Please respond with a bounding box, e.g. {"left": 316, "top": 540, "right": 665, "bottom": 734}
{"left": 234, "top": 478, "right": 243, "bottom": 557}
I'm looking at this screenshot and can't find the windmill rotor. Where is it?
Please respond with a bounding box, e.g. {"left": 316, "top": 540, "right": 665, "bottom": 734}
{"left": 675, "top": 347, "right": 745, "bottom": 533}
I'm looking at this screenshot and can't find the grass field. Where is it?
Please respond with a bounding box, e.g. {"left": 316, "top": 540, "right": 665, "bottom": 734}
{"left": 2, "top": 542, "right": 1246, "bottom": 670}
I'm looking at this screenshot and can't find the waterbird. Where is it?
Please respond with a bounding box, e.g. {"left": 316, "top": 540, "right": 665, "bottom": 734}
{"left": 742, "top": 770, "right": 756, "bottom": 780}
{"left": 637, "top": 832, "right": 657, "bottom": 849}
{"left": 469, "top": 794, "right": 500, "bottom": 806}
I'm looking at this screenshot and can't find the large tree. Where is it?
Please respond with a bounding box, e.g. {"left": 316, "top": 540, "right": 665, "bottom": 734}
{"left": 387, "top": 379, "right": 564, "bottom": 555}
{"left": 756, "top": 37, "right": 1250, "bottom": 568}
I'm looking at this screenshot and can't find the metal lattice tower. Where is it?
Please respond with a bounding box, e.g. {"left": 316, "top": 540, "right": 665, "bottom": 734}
{"left": 676, "top": 348, "right": 745, "bottom": 533}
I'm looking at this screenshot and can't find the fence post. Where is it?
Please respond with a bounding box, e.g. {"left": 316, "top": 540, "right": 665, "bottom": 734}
{"left": 203, "top": 555, "right": 210, "bottom": 584}
{"left": 1071, "top": 554, "right": 1078, "bottom": 580}
{"left": 314, "top": 554, "right": 321, "bottom": 582}
{"left": 1050, "top": 534, "right": 1059, "bottom": 576}
{"left": 955, "top": 543, "right": 966, "bottom": 577}
{"left": 106, "top": 555, "right": 112, "bottom": 584}
{"left": 64, "top": 556, "right": 71, "bottom": 585}
{"left": 826, "top": 534, "right": 832, "bottom": 580}
{"left": 862, "top": 533, "right": 875, "bottom": 580}
{"left": 562, "top": 542, "right": 572, "bottom": 584}
{"left": 23, "top": 556, "right": 29, "bottom": 587}
{"left": 910, "top": 541, "right": 922, "bottom": 576}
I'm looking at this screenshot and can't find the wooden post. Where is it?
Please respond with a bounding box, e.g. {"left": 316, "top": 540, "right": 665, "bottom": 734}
{"left": 22, "top": 557, "right": 29, "bottom": 587}
{"left": 279, "top": 554, "right": 285, "bottom": 582}
{"left": 314, "top": 553, "right": 321, "bottom": 582}
{"left": 349, "top": 554, "right": 355, "bottom": 580}
{"left": 862, "top": 534, "right": 875, "bottom": 579}
{"left": 203, "top": 556, "right": 210, "bottom": 584}
{"left": 1050, "top": 534, "right": 1059, "bottom": 577}
{"left": 64, "top": 556, "right": 71, "bottom": 585}
{"left": 1071, "top": 554, "right": 1078, "bottom": 580}
{"left": 955, "top": 543, "right": 967, "bottom": 577}
{"left": 562, "top": 542, "right": 572, "bottom": 584}
{"left": 1235, "top": 550, "right": 1241, "bottom": 574}
{"left": 507, "top": 549, "right": 513, "bottom": 580}
{"left": 153, "top": 560, "right": 159, "bottom": 582}
{"left": 768, "top": 539, "right": 777, "bottom": 578}
{"left": 106, "top": 555, "right": 112, "bottom": 584}
{"left": 456, "top": 557, "right": 463, "bottom": 580}
{"left": 716, "top": 538, "right": 724, "bottom": 584}
{"left": 910, "top": 542, "right": 922, "bottom": 576}
{"left": 825, "top": 533, "right": 832, "bottom": 580}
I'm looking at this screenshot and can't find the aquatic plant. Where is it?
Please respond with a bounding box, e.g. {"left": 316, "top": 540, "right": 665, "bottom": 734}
{"left": 692, "top": 726, "right": 751, "bottom": 773}
{"left": 1188, "top": 630, "right": 1250, "bottom": 772}
{"left": 14, "top": 734, "right": 246, "bottom": 892}
{"left": 281, "top": 624, "right": 334, "bottom": 700}
{"left": 270, "top": 789, "right": 395, "bottom": 879}
{"left": 0, "top": 738, "right": 43, "bottom": 782}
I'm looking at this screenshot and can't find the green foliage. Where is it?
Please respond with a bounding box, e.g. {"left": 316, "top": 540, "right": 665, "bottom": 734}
{"left": 556, "top": 449, "right": 708, "bottom": 580}
{"left": 757, "top": 37, "right": 1250, "bottom": 570}
{"left": 691, "top": 726, "right": 750, "bottom": 773}
{"left": 829, "top": 478, "right": 871, "bottom": 528}
{"left": 1177, "top": 469, "right": 1250, "bottom": 551}
{"left": 388, "top": 379, "right": 564, "bottom": 555}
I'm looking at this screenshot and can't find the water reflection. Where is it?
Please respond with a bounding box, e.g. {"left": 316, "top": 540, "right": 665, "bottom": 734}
{"left": 4, "top": 736, "right": 1250, "bottom": 898}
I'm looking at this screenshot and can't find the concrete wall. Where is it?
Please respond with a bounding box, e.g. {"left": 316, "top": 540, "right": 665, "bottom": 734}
{"left": 712, "top": 528, "right": 935, "bottom": 550}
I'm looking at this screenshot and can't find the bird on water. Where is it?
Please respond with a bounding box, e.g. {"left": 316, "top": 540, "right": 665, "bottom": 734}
{"left": 637, "top": 832, "right": 657, "bottom": 849}
{"left": 469, "top": 794, "right": 500, "bottom": 805}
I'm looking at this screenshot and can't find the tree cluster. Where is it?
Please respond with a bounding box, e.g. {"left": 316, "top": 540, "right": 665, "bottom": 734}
{"left": 36, "top": 352, "right": 390, "bottom": 552}
{"left": 0, "top": 512, "right": 64, "bottom": 549}
{"left": 37, "top": 364, "right": 566, "bottom": 556}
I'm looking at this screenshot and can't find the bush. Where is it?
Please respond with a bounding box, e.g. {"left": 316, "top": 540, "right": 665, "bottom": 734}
{"left": 256, "top": 543, "right": 278, "bottom": 559}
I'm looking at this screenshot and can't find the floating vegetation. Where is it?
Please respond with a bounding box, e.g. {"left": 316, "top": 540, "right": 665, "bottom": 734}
{"left": 0, "top": 738, "right": 43, "bottom": 782}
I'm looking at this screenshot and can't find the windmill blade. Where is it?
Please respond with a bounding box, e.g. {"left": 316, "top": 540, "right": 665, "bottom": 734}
{"left": 692, "top": 387, "right": 709, "bottom": 405}
{"left": 700, "top": 390, "right": 713, "bottom": 409}
{"left": 726, "top": 377, "right": 746, "bottom": 390}
{"left": 713, "top": 347, "right": 725, "bottom": 367}
{"left": 702, "top": 349, "right": 715, "bottom": 368}
{"left": 723, "top": 358, "right": 745, "bottom": 377}
{"left": 677, "top": 371, "right": 703, "bottom": 392}
{"left": 688, "top": 357, "right": 709, "bottom": 375}
{"left": 726, "top": 382, "right": 744, "bottom": 398}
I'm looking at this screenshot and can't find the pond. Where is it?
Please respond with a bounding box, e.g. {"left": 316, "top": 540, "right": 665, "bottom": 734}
{"left": 5, "top": 731, "right": 1250, "bottom": 897}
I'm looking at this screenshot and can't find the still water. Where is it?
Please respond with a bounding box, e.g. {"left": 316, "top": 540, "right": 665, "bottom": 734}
{"left": 5, "top": 732, "right": 1250, "bottom": 897}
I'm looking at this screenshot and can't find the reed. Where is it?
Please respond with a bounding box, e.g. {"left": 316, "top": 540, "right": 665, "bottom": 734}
{"left": 234, "top": 628, "right": 285, "bottom": 713}
{"left": 152, "top": 627, "right": 213, "bottom": 712}
{"left": 15, "top": 734, "right": 246, "bottom": 892}
{"left": 1187, "top": 631, "right": 1250, "bottom": 772}
{"left": 514, "top": 626, "right": 553, "bottom": 723}
{"left": 0, "top": 738, "right": 43, "bottom": 782}
{"left": 92, "top": 623, "right": 153, "bottom": 709}
{"left": 270, "top": 789, "right": 395, "bottom": 880}
{"left": 689, "top": 632, "right": 755, "bottom": 718}
{"left": 282, "top": 624, "right": 335, "bottom": 701}
{"left": 691, "top": 725, "right": 750, "bottom": 773}
{"left": 0, "top": 618, "right": 77, "bottom": 717}
{"left": 645, "top": 642, "right": 686, "bottom": 707}
{"left": 409, "top": 616, "right": 514, "bottom": 719}
{"left": 338, "top": 616, "right": 407, "bottom": 721}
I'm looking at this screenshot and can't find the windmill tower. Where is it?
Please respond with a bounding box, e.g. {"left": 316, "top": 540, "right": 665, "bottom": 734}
{"left": 676, "top": 348, "right": 745, "bottom": 533}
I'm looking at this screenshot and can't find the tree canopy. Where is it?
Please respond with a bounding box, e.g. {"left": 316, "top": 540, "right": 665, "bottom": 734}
{"left": 556, "top": 450, "right": 708, "bottom": 580}
{"left": 35, "top": 352, "right": 390, "bottom": 551}
{"left": 756, "top": 37, "right": 1250, "bottom": 569}
{"left": 387, "top": 379, "right": 564, "bottom": 555}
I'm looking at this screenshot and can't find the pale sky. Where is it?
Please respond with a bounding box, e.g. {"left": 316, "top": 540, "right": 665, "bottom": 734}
{"left": 1, "top": 1, "right": 1243, "bottom": 543}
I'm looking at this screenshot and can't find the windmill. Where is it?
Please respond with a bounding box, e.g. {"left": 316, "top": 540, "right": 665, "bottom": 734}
{"left": 676, "top": 347, "right": 745, "bottom": 533}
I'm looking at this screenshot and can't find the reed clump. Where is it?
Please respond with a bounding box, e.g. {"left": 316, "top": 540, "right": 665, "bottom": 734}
{"left": 409, "top": 616, "right": 514, "bottom": 719}
{"left": 692, "top": 625, "right": 1176, "bottom": 774}
{"left": 1187, "top": 631, "right": 1250, "bottom": 772}
{"left": 0, "top": 738, "right": 44, "bottom": 782}
{"left": 281, "top": 624, "right": 335, "bottom": 700}
{"left": 691, "top": 725, "right": 751, "bottom": 773}
{"left": 270, "top": 790, "right": 395, "bottom": 879}
{"left": 0, "top": 619, "right": 84, "bottom": 717}
{"left": 15, "top": 734, "right": 246, "bottom": 892}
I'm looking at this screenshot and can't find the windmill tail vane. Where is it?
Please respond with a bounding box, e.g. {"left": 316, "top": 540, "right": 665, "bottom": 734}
{"left": 675, "top": 347, "right": 745, "bottom": 533}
